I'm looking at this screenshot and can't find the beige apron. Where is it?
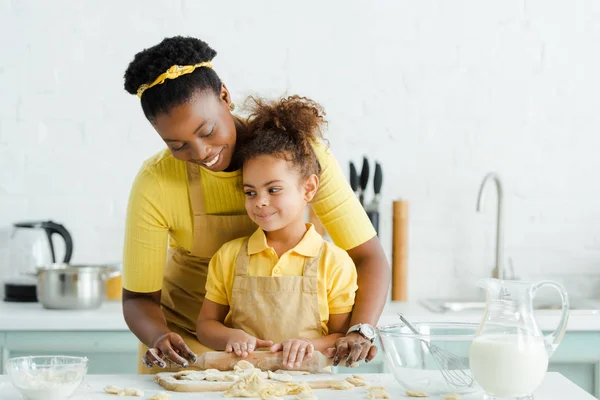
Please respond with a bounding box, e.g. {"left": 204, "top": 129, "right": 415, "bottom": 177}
{"left": 226, "top": 237, "right": 324, "bottom": 344}
{"left": 138, "top": 162, "right": 257, "bottom": 374}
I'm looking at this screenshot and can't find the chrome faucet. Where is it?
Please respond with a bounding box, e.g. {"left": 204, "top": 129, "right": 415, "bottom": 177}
{"left": 476, "top": 172, "right": 507, "bottom": 280}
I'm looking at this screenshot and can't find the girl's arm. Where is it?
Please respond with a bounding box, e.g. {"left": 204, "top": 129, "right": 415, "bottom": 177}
{"left": 197, "top": 299, "right": 273, "bottom": 357}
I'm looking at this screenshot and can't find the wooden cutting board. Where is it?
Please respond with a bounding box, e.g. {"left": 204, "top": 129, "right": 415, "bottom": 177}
{"left": 155, "top": 372, "right": 349, "bottom": 393}
{"left": 191, "top": 350, "right": 332, "bottom": 372}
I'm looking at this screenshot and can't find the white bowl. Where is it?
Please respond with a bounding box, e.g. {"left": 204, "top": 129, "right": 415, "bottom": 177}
{"left": 5, "top": 356, "right": 88, "bottom": 400}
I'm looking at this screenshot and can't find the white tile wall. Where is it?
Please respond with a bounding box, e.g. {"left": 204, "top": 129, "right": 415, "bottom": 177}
{"left": 1, "top": 0, "right": 599, "bottom": 299}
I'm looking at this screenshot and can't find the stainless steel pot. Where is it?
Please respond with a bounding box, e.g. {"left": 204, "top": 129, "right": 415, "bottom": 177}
{"left": 36, "top": 264, "right": 120, "bottom": 310}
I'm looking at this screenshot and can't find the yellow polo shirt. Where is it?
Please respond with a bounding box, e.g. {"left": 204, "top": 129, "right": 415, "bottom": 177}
{"left": 123, "top": 139, "right": 376, "bottom": 293}
{"left": 205, "top": 225, "right": 358, "bottom": 335}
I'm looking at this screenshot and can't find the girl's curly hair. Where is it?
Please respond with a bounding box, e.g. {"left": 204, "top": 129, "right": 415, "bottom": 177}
{"left": 240, "top": 95, "right": 327, "bottom": 178}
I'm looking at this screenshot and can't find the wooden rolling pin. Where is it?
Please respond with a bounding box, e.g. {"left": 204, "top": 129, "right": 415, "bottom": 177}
{"left": 192, "top": 351, "right": 332, "bottom": 372}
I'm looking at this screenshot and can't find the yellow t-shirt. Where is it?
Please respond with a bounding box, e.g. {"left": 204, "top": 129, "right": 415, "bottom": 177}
{"left": 205, "top": 224, "right": 358, "bottom": 335}
{"left": 123, "top": 140, "right": 376, "bottom": 292}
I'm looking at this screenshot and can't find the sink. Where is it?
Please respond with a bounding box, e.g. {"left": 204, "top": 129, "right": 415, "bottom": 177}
{"left": 420, "top": 298, "right": 600, "bottom": 313}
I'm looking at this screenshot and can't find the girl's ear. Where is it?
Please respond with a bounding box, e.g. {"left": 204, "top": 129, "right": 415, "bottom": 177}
{"left": 303, "top": 174, "right": 319, "bottom": 203}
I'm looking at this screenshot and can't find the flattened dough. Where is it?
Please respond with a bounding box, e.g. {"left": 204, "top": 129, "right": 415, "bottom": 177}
{"left": 405, "top": 390, "right": 429, "bottom": 397}
{"left": 119, "top": 387, "right": 144, "bottom": 396}
{"left": 268, "top": 370, "right": 293, "bottom": 382}
{"left": 367, "top": 386, "right": 391, "bottom": 399}
{"left": 234, "top": 360, "right": 255, "bottom": 370}
{"left": 442, "top": 395, "right": 461, "bottom": 400}
{"left": 148, "top": 393, "right": 170, "bottom": 400}
{"left": 345, "top": 376, "right": 367, "bottom": 386}
{"left": 328, "top": 380, "right": 354, "bottom": 390}
{"left": 104, "top": 385, "right": 121, "bottom": 395}
{"left": 274, "top": 369, "right": 310, "bottom": 376}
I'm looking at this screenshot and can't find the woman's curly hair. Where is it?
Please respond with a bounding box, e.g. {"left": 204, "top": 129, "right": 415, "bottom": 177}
{"left": 240, "top": 95, "right": 327, "bottom": 178}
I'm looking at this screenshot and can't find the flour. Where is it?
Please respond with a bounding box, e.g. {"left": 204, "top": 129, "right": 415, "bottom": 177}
{"left": 12, "top": 370, "right": 83, "bottom": 400}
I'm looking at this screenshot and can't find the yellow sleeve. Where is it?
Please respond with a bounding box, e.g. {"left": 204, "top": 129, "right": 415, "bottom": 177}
{"left": 122, "top": 166, "right": 170, "bottom": 293}
{"left": 205, "top": 240, "right": 240, "bottom": 306}
{"left": 311, "top": 141, "right": 376, "bottom": 250}
{"left": 327, "top": 251, "right": 358, "bottom": 314}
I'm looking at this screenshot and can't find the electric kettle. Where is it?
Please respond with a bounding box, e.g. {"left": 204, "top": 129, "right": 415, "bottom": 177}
{"left": 3, "top": 221, "right": 73, "bottom": 302}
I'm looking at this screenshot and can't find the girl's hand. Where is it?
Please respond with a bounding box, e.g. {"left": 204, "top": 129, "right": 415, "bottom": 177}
{"left": 226, "top": 330, "right": 273, "bottom": 358}
{"left": 270, "top": 338, "right": 314, "bottom": 369}
{"left": 142, "top": 332, "right": 197, "bottom": 368}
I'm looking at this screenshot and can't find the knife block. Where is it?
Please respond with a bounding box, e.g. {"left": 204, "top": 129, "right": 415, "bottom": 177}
{"left": 392, "top": 200, "right": 408, "bottom": 301}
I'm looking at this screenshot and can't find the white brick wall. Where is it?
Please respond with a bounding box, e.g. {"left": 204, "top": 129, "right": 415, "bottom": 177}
{"left": 1, "top": 0, "right": 599, "bottom": 299}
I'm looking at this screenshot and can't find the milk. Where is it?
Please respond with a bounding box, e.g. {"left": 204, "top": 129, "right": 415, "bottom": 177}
{"left": 469, "top": 334, "right": 549, "bottom": 397}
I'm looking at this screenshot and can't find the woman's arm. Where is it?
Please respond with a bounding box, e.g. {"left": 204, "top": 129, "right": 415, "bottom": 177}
{"left": 310, "top": 143, "right": 391, "bottom": 365}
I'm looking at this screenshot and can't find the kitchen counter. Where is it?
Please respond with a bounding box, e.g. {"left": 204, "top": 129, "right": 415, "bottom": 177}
{"left": 0, "top": 300, "right": 599, "bottom": 332}
{"left": 0, "top": 372, "right": 595, "bottom": 399}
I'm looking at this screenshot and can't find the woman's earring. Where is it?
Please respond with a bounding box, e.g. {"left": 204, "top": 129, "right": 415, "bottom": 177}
{"left": 229, "top": 103, "right": 235, "bottom": 112}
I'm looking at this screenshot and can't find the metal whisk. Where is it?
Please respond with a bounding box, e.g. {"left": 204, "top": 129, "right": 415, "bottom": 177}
{"left": 398, "top": 314, "right": 474, "bottom": 389}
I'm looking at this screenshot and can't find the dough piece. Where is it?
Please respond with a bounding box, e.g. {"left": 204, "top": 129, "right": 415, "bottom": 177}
{"left": 442, "top": 394, "right": 461, "bottom": 400}
{"left": 346, "top": 376, "right": 367, "bottom": 386}
{"left": 328, "top": 380, "right": 354, "bottom": 390}
{"left": 405, "top": 389, "right": 429, "bottom": 397}
{"left": 224, "top": 371, "right": 277, "bottom": 397}
{"left": 104, "top": 385, "right": 121, "bottom": 394}
{"left": 353, "top": 374, "right": 366, "bottom": 380}
{"left": 367, "top": 386, "right": 391, "bottom": 399}
{"left": 119, "top": 387, "right": 144, "bottom": 396}
{"left": 268, "top": 370, "right": 293, "bottom": 382}
{"left": 234, "top": 360, "right": 255, "bottom": 370}
{"left": 148, "top": 393, "right": 170, "bottom": 400}
{"left": 283, "top": 382, "right": 312, "bottom": 395}
{"left": 274, "top": 369, "right": 310, "bottom": 376}
{"left": 173, "top": 370, "right": 207, "bottom": 381}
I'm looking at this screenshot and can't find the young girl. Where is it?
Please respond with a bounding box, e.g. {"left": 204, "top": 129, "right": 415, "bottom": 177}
{"left": 195, "top": 96, "right": 358, "bottom": 369}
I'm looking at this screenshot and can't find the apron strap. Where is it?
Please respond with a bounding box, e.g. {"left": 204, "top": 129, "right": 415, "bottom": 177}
{"left": 302, "top": 243, "right": 324, "bottom": 278}
{"left": 186, "top": 162, "right": 207, "bottom": 216}
{"left": 234, "top": 237, "right": 252, "bottom": 277}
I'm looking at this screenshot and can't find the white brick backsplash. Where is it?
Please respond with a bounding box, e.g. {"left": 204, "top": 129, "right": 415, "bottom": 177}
{"left": 1, "top": 0, "right": 599, "bottom": 299}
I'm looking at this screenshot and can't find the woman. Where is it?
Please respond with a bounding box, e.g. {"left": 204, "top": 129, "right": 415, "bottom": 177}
{"left": 122, "top": 36, "right": 390, "bottom": 373}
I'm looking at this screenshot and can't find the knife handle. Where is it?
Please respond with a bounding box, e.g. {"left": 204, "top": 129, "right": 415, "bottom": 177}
{"left": 349, "top": 162, "right": 358, "bottom": 192}
{"left": 367, "top": 211, "right": 379, "bottom": 236}
{"left": 359, "top": 156, "right": 370, "bottom": 191}
{"left": 374, "top": 162, "right": 383, "bottom": 195}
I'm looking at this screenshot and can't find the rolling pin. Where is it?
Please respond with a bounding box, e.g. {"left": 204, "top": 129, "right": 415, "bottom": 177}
{"left": 192, "top": 351, "right": 332, "bottom": 372}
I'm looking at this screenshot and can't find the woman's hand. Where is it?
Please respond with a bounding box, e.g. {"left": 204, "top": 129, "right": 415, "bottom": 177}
{"left": 226, "top": 330, "right": 273, "bottom": 358}
{"left": 142, "top": 332, "right": 197, "bottom": 368}
{"left": 326, "top": 333, "right": 377, "bottom": 367}
{"left": 270, "top": 338, "right": 314, "bottom": 369}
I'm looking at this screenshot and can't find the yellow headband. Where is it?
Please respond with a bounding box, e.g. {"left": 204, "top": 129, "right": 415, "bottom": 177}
{"left": 136, "top": 61, "right": 213, "bottom": 98}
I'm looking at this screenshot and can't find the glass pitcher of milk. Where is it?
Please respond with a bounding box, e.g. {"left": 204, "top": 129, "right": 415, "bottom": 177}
{"left": 469, "top": 278, "right": 570, "bottom": 400}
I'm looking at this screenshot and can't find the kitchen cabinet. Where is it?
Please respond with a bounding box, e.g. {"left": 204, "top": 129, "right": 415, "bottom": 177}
{"left": 0, "top": 331, "right": 139, "bottom": 374}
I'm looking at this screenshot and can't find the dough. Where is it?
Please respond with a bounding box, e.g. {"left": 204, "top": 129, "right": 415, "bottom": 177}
{"left": 367, "top": 386, "right": 391, "bottom": 399}
{"left": 224, "top": 372, "right": 278, "bottom": 398}
{"left": 148, "top": 393, "right": 170, "bottom": 400}
{"left": 173, "top": 370, "right": 207, "bottom": 381}
{"left": 103, "top": 386, "right": 144, "bottom": 397}
{"left": 274, "top": 370, "right": 310, "bottom": 376}
{"left": 442, "top": 394, "right": 461, "bottom": 400}
{"left": 345, "top": 376, "right": 367, "bottom": 386}
{"left": 234, "top": 360, "right": 255, "bottom": 370}
{"left": 282, "top": 382, "right": 312, "bottom": 395}
{"left": 405, "top": 389, "right": 429, "bottom": 397}
{"left": 268, "top": 370, "right": 293, "bottom": 382}
{"left": 104, "top": 386, "right": 121, "bottom": 395}
{"left": 119, "top": 387, "right": 144, "bottom": 396}
{"left": 328, "top": 380, "right": 354, "bottom": 390}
